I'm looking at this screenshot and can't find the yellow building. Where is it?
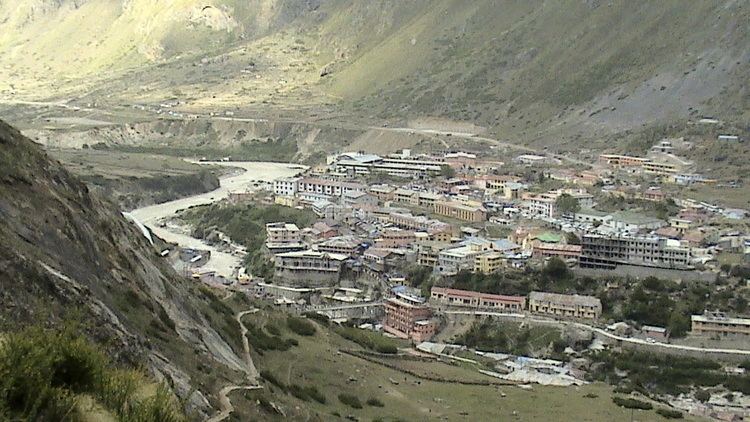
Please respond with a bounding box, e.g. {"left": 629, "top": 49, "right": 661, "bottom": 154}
{"left": 274, "top": 195, "right": 297, "bottom": 207}
{"left": 433, "top": 201, "right": 487, "bottom": 222}
{"left": 474, "top": 252, "right": 504, "bottom": 274}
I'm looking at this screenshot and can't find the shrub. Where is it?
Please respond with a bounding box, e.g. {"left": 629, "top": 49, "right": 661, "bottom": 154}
{"left": 288, "top": 384, "right": 310, "bottom": 401}
{"left": 259, "top": 370, "right": 285, "bottom": 391}
{"left": 334, "top": 327, "right": 399, "bottom": 354}
{"left": 303, "top": 312, "right": 331, "bottom": 326}
{"left": 612, "top": 396, "right": 652, "bottom": 410}
{"left": 375, "top": 344, "right": 398, "bottom": 354}
{"left": 694, "top": 389, "right": 710, "bottom": 402}
{"left": 304, "top": 386, "right": 326, "bottom": 404}
{"left": 287, "top": 316, "right": 316, "bottom": 336}
{"left": 246, "top": 323, "right": 296, "bottom": 352}
{"left": 0, "top": 324, "right": 185, "bottom": 421}
{"left": 265, "top": 324, "right": 281, "bottom": 336}
{"left": 656, "top": 408, "right": 684, "bottom": 419}
{"left": 366, "top": 397, "right": 384, "bottom": 407}
{"left": 338, "top": 393, "right": 363, "bottom": 409}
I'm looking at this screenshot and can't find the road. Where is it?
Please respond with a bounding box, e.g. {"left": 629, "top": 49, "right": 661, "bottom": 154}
{"left": 130, "top": 160, "right": 304, "bottom": 279}
{"left": 374, "top": 126, "right": 592, "bottom": 168}
{"left": 444, "top": 310, "right": 750, "bottom": 356}
{"left": 3, "top": 97, "right": 589, "bottom": 168}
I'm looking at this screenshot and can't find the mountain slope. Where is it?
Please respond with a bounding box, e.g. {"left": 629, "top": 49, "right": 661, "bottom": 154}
{"left": 0, "top": 1, "right": 747, "bottom": 150}
{"left": 0, "top": 119, "right": 252, "bottom": 419}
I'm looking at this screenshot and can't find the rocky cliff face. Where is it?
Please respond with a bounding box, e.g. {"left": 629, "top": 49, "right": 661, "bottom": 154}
{"left": 0, "top": 119, "right": 248, "bottom": 418}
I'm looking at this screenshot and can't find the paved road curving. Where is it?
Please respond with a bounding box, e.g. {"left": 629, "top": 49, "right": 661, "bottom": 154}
{"left": 130, "top": 160, "right": 305, "bottom": 279}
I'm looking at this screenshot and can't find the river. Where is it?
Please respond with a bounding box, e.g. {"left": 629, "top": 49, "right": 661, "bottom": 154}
{"left": 129, "top": 161, "right": 305, "bottom": 279}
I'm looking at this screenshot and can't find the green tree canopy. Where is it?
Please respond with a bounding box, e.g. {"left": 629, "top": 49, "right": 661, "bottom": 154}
{"left": 555, "top": 193, "right": 581, "bottom": 215}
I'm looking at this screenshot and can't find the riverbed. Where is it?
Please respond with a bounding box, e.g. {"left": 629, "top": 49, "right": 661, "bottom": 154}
{"left": 130, "top": 161, "right": 305, "bottom": 279}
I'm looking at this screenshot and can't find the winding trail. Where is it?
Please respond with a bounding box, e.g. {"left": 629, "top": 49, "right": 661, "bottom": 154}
{"left": 206, "top": 308, "right": 262, "bottom": 422}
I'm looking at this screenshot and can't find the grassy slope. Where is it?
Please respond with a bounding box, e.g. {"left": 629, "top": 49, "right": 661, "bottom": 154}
{"left": 232, "top": 307, "right": 701, "bottom": 421}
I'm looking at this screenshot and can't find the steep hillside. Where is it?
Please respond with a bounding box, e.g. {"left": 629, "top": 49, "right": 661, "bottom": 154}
{"left": 1, "top": 1, "right": 747, "bottom": 151}
{"left": 0, "top": 119, "right": 253, "bottom": 419}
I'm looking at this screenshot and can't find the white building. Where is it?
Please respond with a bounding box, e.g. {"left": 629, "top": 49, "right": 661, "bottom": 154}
{"left": 273, "top": 177, "right": 300, "bottom": 197}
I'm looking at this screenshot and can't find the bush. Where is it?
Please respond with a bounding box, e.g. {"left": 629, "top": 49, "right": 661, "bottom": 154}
{"left": 656, "top": 408, "right": 684, "bottom": 419}
{"left": 288, "top": 384, "right": 309, "bottom": 401}
{"left": 366, "top": 397, "right": 384, "bottom": 407}
{"left": 303, "top": 312, "right": 331, "bottom": 326}
{"left": 304, "top": 386, "right": 326, "bottom": 404}
{"left": 260, "top": 370, "right": 285, "bottom": 391}
{"left": 287, "top": 316, "right": 316, "bottom": 336}
{"left": 246, "top": 323, "right": 296, "bottom": 352}
{"left": 335, "top": 327, "right": 399, "bottom": 354}
{"left": 612, "top": 396, "right": 652, "bottom": 410}
{"left": 265, "top": 324, "right": 281, "bottom": 336}
{"left": 0, "top": 324, "right": 185, "bottom": 422}
{"left": 375, "top": 344, "right": 398, "bottom": 354}
{"left": 694, "top": 389, "right": 710, "bottom": 402}
{"left": 338, "top": 393, "right": 363, "bottom": 409}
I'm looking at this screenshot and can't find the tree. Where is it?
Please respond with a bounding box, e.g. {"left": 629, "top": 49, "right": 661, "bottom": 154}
{"left": 694, "top": 389, "right": 711, "bottom": 403}
{"left": 543, "top": 257, "right": 570, "bottom": 280}
{"left": 668, "top": 310, "right": 690, "bottom": 338}
{"left": 565, "top": 232, "right": 581, "bottom": 245}
{"left": 555, "top": 193, "right": 580, "bottom": 216}
{"left": 440, "top": 165, "right": 456, "bottom": 178}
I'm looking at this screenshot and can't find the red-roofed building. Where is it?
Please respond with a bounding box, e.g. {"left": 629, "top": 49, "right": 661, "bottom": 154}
{"left": 430, "top": 287, "right": 526, "bottom": 311}
{"left": 383, "top": 296, "right": 438, "bottom": 342}
{"left": 532, "top": 243, "right": 582, "bottom": 260}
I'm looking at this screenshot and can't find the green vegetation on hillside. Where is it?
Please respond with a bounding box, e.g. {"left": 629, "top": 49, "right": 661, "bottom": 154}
{"left": 590, "top": 350, "right": 750, "bottom": 397}
{"left": 454, "top": 319, "right": 562, "bottom": 356}
{"left": 229, "top": 306, "right": 696, "bottom": 421}
{"left": 0, "top": 324, "right": 184, "bottom": 422}
{"left": 181, "top": 202, "right": 316, "bottom": 278}
{"left": 102, "top": 136, "right": 299, "bottom": 162}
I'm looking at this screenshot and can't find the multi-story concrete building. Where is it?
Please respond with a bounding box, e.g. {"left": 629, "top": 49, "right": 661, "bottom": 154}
{"left": 416, "top": 241, "right": 446, "bottom": 267}
{"left": 430, "top": 287, "right": 526, "bottom": 311}
{"left": 533, "top": 243, "right": 582, "bottom": 260}
{"left": 273, "top": 250, "right": 348, "bottom": 286}
{"left": 332, "top": 152, "right": 444, "bottom": 178}
{"left": 433, "top": 201, "right": 487, "bottom": 222}
{"left": 580, "top": 234, "right": 692, "bottom": 270}
{"left": 315, "top": 236, "right": 361, "bottom": 257}
{"left": 606, "top": 211, "right": 666, "bottom": 233}
{"left": 266, "top": 222, "right": 301, "bottom": 245}
{"left": 474, "top": 252, "right": 504, "bottom": 274}
{"left": 273, "top": 177, "right": 300, "bottom": 197}
{"left": 387, "top": 212, "right": 452, "bottom": 240}
{"left": 524, "top": 189, "right": 594, "bottom": 218}
{"left": 691, "top": 311, "right": 750, "bottom": 338}
{"left": 528, "top": 292, "right": 602, "bottom": 320}
{"left": 369, "top": 184, "right": 396, "bottom": 201}
{"left": 642, "top": 154, "right": 693, "bottom": 176}
{"left": 599, "top": 154, "right": 651, "bottom": 168}
{"left": 383, "top": 296, "right": 438, "bottom": 342}
{"left": 296, "top": 177, "right": 365, "bottom": 199}
{"left": 436, "top": 238, "right": 495, "bottom": 275}
{"left": 375, "top": 228, "right": 416, "bottom": 249}
{"left": 342, "top": 190, "right": 378, "bottom": 207}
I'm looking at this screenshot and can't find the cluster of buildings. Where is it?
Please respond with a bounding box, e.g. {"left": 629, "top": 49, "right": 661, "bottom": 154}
{"left": 229, "top": 139, "right": 748, "bottom": 343}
